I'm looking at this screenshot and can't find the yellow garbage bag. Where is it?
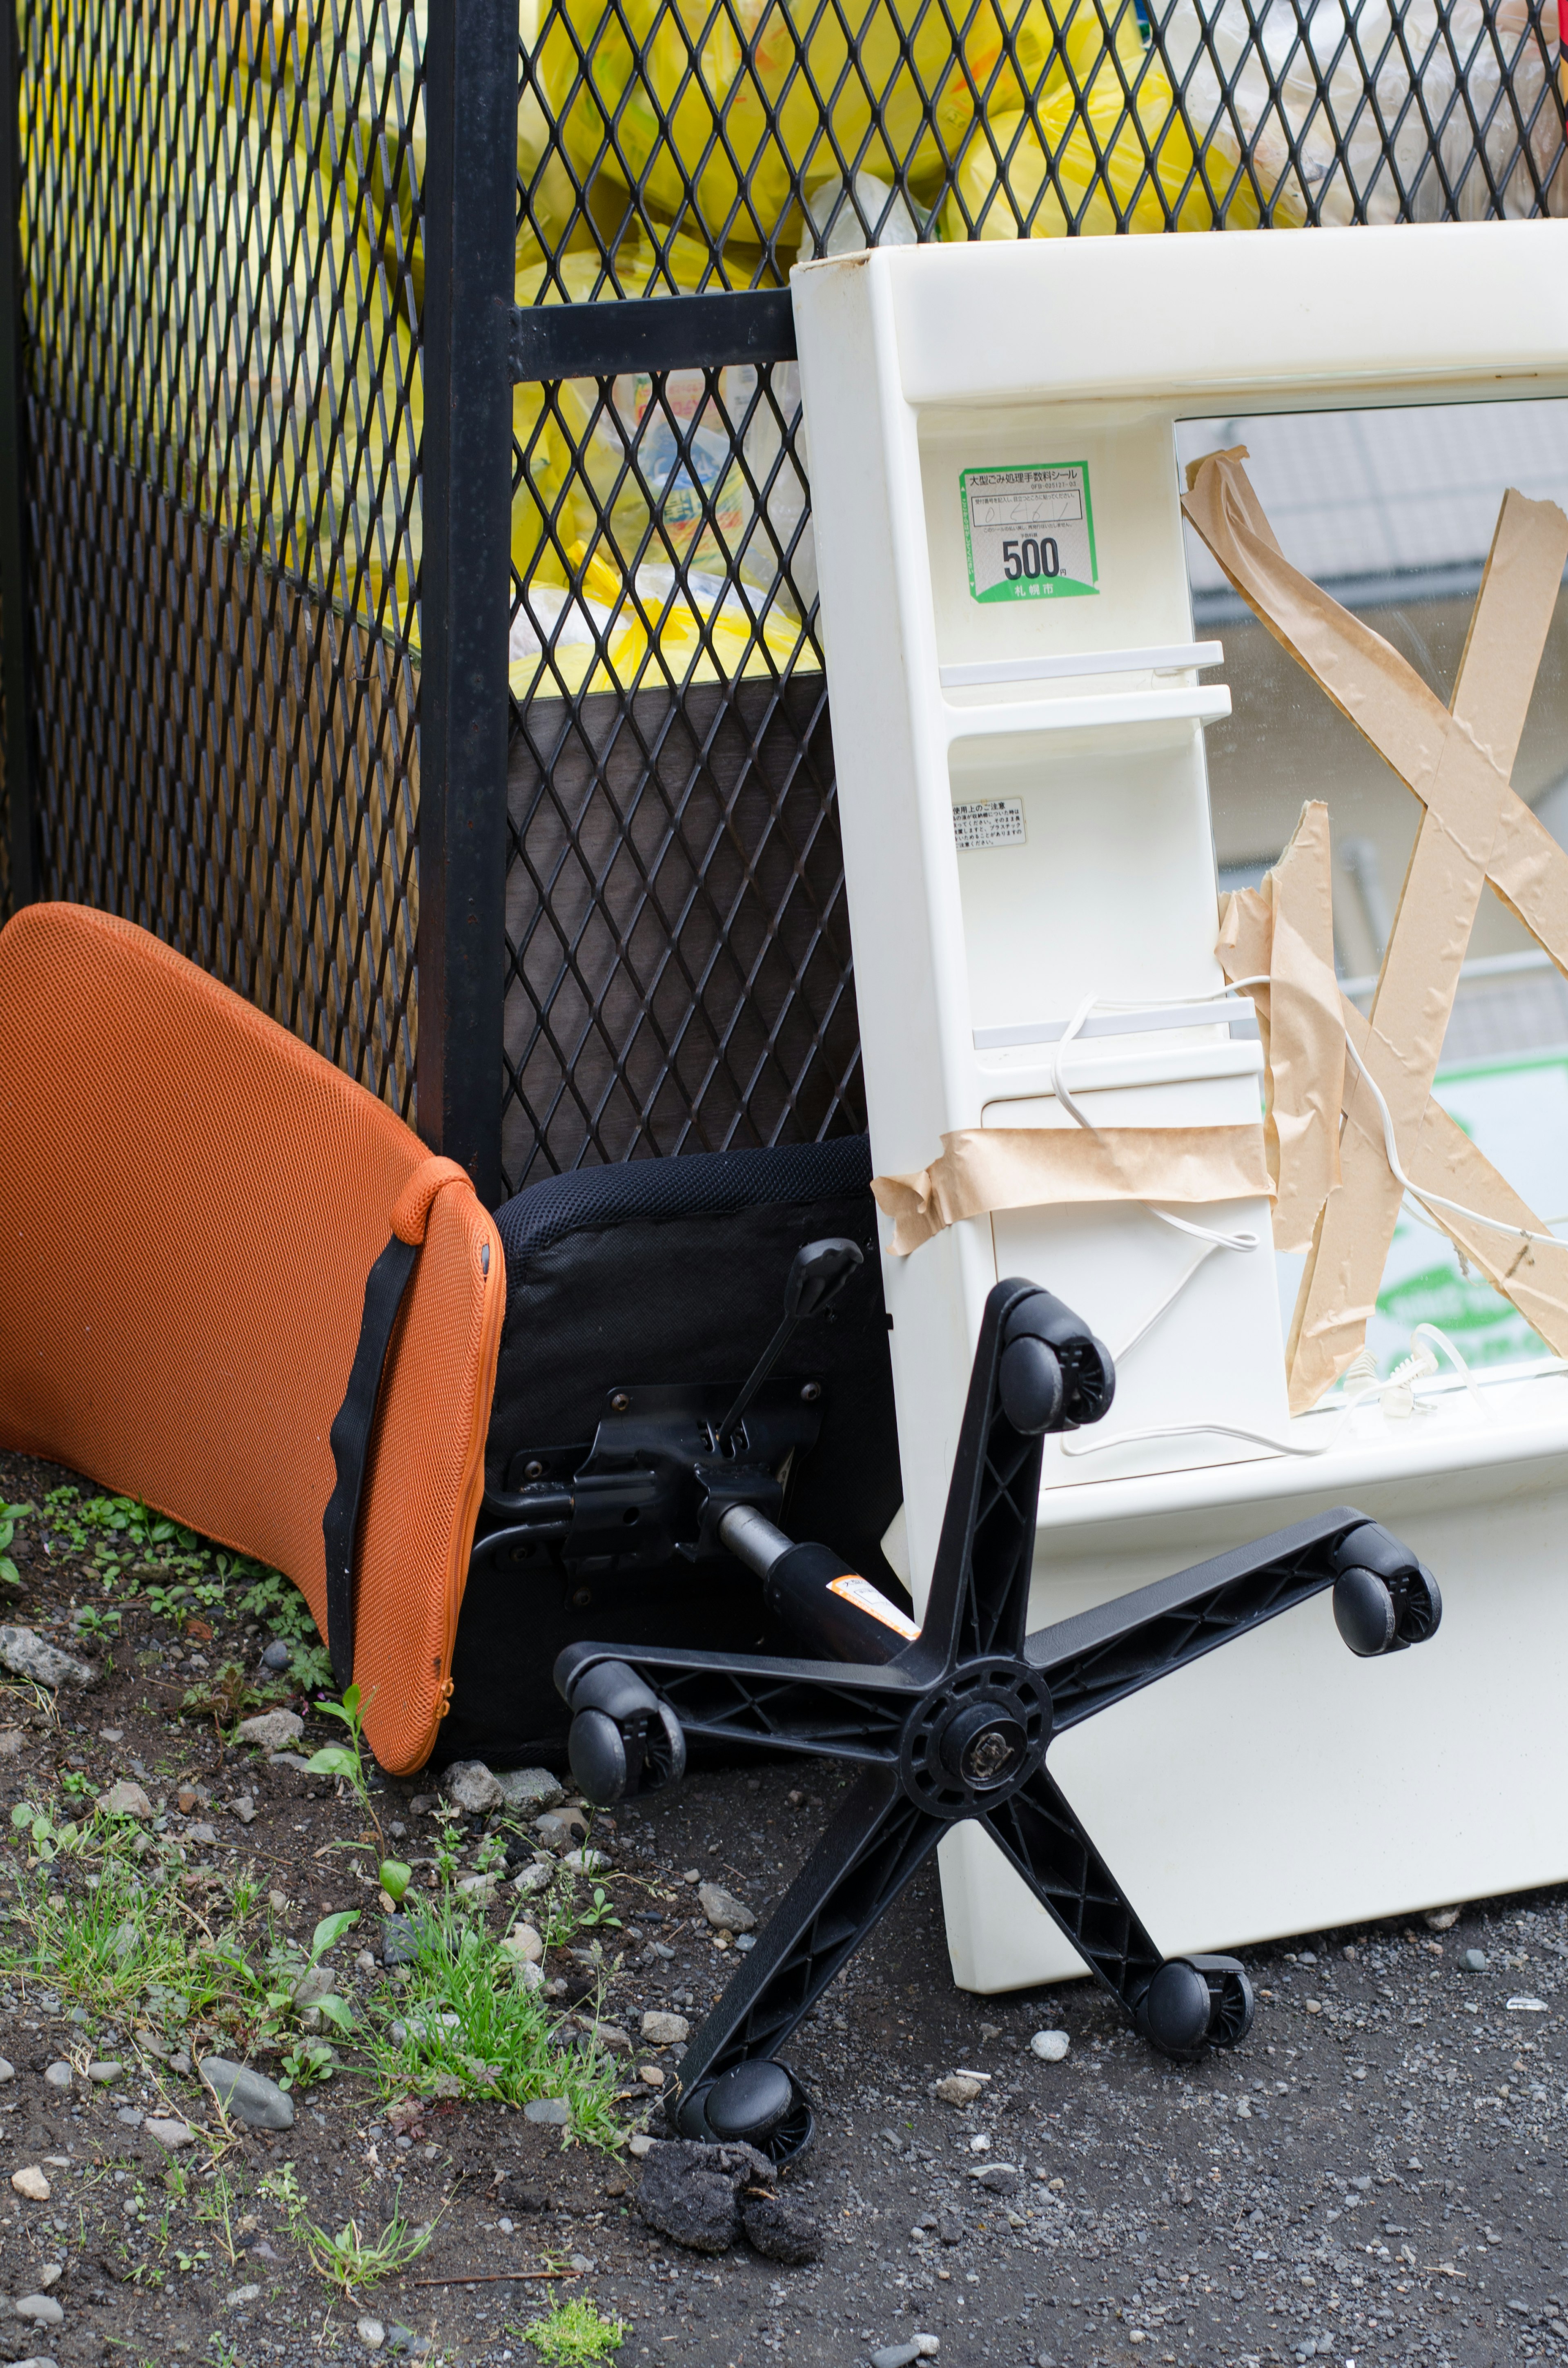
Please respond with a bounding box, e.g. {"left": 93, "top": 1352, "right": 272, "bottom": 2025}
{"left": 510, "top": 225, "right": 811, "bottom": 695}
{"left": 537, "top": 0, "right": 1077, "bottom": 252}
{"left": 940, "top": 8, "right": 1268, "bottom": 235}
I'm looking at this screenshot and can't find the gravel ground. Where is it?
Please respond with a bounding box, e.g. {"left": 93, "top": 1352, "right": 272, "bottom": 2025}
{"left": 1, "top": 1449, "right": 1564, "bottom": 2368}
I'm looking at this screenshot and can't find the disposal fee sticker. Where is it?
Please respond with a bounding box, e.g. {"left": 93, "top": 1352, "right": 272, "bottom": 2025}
{"left": 961, "top": 462, "right": 1098, "bottom": 604}
{"left": 953, "top": 797, "right": 1026, "bottom": 851}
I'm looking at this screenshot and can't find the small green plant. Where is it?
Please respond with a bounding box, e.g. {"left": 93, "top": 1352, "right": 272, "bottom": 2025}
{"left": 265, "top": 2162, "right": 438, "bottom": 2296}
{"left": 280, "top": 2034, "right": 338, "bottom": 2090}
{"left": 303, "top": 1683, "right": 386, "bottom": 1847}
{"left": 0, "top": 1499, "right": 30, "bottom": 1589}
{"left": 364, "top": 1887, "right": 621, "bottom": 2144}
{"left": 252, "top": 1908, "right": 361, "bottom": 2077}
{"left": 378, "top": 1857, "right": 412, "bottom": 1904}
{"left": 522, "top": 2299, "right": 628, "bottom": 2364}
{"left": 73, "top": 1603, "right": 122, "bottom": 1639}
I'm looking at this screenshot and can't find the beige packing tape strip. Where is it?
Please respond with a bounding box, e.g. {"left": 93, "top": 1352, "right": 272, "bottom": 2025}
{"left": 1217, "top": 800, "right": 1343, "bottom": 1256}
{"left": 872, "top": 1125, "right": 1272, "bottom": 1258}
{"left": 1186, "top": 448, "right": 1568, "bottom": 1409}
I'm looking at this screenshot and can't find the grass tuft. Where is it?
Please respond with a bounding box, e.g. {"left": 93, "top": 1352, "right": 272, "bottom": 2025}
{"left": 365, "top": 1886, "right": 623, "bottom": 2146}
{"left": 523, "top": 2298, "right": 628, "bottom": 2363}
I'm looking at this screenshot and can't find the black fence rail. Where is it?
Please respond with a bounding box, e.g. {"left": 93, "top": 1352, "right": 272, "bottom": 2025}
{"left": 1, "top": 0, "right": 1561, "bottom": 1201}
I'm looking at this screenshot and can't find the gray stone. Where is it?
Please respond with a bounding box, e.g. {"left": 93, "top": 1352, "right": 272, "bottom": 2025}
{"left": 934, "top": 2074, "right": 984, "bottom": 2105}
{"left": 493, "top": 1768, "right": 564, "bottom": 1813}
{"left": 741, "top": 2189, "right": 823, "bottom": 2264}
{"left": 114, "top": 2107, "right": 143, "bottom": 2128}
{"left": 637, "top": 2138, "right": 773, "bottom": 2256}
{"left": 236, "top": 1710, "right": 303, "bottom": 1751}
{"left": 199, "top": 2058, "right": 295, "bottom": 2132}
{"left": 871, "top": 2346, "right": 922, "bottom": 2368}
{"left": 184, "top": 1822, "right": 218, "bottom": 1846}
{"left": 0, "top": 1626, "right": 95, "bottom": 1690}
{"left": 513, "top": 1862, "right": 554, "bottom": 1898}
{"left": 640, "top": 2009, "right": 690, "bottom": 2046}
{"left": 381, "top": 1917, "right": 421, "bottom": 1968}
{"left": 96, "top": 1780, "right": 151, "bottom": 1821}
{"left": 973, "top": 2164, "right": 1020, "bottom": 2195}
{"left": 13, "top": 2297, "right": 64, "bottom": 2328}
{"left": 1030, "top": 2029, "right": 1070, "bottom": 2062}
{"left": 86, "top": 2062, "right": 123, "bottom": 2085}
{"left": 231, "top": 1794, "right": 256, "bottom": 1825}
{"left": 10, "top": 2357, "right": 60, "bottom": 2368}
{"left": 1461, "top": 1948, "right": 1490, "bottom": 1972}
{"left": 442, "top": 1760, "right": 504, "bottom": 1815}
{"left": 535, "top": 1806, "right": 589, "bottom": 1851}
{"left": 0, "top": 2058, "right": 13, "bottom": 2083}
{"left": 523, "top": 2097, "right": 570, "bottom": 2125}
{"left": 42, "top": 2062, "right": 71, "bottom": 2091}
{"left": 259, "top": 1640, "right": 292, "bottom": 1672}
{"left": 357, "top": 2321, "right": 387, "bottom": 2351}
{"left": 225, "top": 2284, "right": 262, "bottom": 2308}
{"left": 268, "top": 1750, "right": 315, "bottom": 1772}
{"left": 937, "top": 2212, "right": 964, "bottom": 2245}
{"left": 697, "top": 1882, "right": 757, "bottom": 1933}
{"left": 143, "top": 2116, "right": 193, "bottom": 2148}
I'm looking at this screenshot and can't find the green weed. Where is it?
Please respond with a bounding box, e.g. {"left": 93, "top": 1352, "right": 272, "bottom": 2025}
{"left": 264, "top": 2162, "right": 438, "bottom": 2296}
{"left": 364, "top": 1887, "right": 622, "bottom": 2145}
{"left": 522, "top": 2298, "right": 628, "bottom": 2364}
{"left": 0, "top": 1498, "right": 30, "bottom": 1590}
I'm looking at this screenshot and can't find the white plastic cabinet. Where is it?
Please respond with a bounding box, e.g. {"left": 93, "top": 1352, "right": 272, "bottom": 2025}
{"left": 792, "top": 222, "right": 1568, "bottom": 1990}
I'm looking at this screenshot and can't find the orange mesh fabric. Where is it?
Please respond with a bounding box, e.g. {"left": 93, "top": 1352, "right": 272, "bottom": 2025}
{"left": 0, "top": 904, "right": 504, "bottom": 1774}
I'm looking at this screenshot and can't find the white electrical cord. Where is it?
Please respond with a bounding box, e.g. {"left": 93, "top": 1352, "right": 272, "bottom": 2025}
{"left": 1049, "top": 978, "right": 1561, "bottom": 1463}
{"left": 1049, "top": 989, "right": 1265, "bottom": 1368}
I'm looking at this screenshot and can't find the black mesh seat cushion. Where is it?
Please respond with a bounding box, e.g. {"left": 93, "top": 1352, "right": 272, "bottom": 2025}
{"left": 442, "top": 1139, "right": 903, "bottom": 1766}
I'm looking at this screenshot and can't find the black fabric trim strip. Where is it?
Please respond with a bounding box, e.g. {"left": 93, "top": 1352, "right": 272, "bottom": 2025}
{"left": 323, "top": 1233, "right": 421, "bottom": 1690}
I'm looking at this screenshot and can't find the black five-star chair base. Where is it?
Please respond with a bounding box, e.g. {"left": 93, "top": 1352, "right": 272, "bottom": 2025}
{"left": 554, "top": 1277, "right": 1441, "bottom": 2163}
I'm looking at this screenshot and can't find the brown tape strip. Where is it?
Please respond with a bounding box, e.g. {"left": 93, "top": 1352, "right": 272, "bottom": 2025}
{"left": 1219, "top": 800, "right": 1343, "bottom": 1255}
{"left": 1185, "top": 448, "right": 1568, "bottom": 1407}
{"left": 872, "top": 1125, "right": 1272, "bottom": 1258}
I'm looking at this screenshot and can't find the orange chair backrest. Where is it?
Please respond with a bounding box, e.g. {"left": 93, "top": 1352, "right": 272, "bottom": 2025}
{"left": 0, "top": 904, "right": 504, "bottom": 1774}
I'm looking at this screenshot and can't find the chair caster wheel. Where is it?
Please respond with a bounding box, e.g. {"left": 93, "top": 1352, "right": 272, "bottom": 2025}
{"left": 672, "top": 2058, "right": 815, "bottom": 2165}
{"left": 1136, "top": 1955, "right": 1254, "bottom": 2059}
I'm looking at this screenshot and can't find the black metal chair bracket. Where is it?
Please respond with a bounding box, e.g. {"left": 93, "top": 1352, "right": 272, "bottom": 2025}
{"left": 553, "top": 1275, "right": 1441, "bottom": 2165}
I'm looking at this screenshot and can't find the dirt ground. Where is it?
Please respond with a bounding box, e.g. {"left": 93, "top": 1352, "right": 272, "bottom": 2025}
{"left": 0, "top": 1447, "right": 1564, "bottom": 2368}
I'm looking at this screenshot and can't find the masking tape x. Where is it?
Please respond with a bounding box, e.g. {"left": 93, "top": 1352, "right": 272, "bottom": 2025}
{"left": 1185, "top": 448, "right": 1568, "bottom": 1412}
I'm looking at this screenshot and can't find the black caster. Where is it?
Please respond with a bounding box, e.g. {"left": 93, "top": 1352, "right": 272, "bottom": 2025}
{"left": 1332, "top": 1524, "right": 1442, "bottom": 1657}
{"left": 673, "top": 2058, "right": 815, "bottom": 2165}
{"left": 1136, "top": 1955, "right": 1255, "bottom": 2059}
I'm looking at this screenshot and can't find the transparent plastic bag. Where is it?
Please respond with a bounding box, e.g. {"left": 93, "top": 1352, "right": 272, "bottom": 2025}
{"left": 1154, "top": 0, "right": 1564, "bottom": 225}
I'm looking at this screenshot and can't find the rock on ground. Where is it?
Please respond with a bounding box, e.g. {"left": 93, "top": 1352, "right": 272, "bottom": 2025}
{"left": 13, "top": 2296, "right": 64, "bottom": 2326}
{"left": 143, "top": 2116, "right": 193, "bottom": 2148}
{"left": 697, "top": 1882, "right": 756, "bottom": 1933}
{"left": 11, "top": 2166, "right": 49, "bottom": 2200}
{"left": 235, "top": 1708, "right": 303, "bottom": 1751}
{"left": 0, "top": 1625, "right": 95, "bottom": 1689}
{"left": 492, "top": 1767, "right": 564, "bottom": 1811}
{"left": 934, "top": 2073, "right": 985, "bottom": 2105}
{"left": 199, "top": 2057, "right": 295, "bottom": 2131}
{"left": 442, "top": 1759, "right": 504, "bottom": 1814}
{"left": 640, "top": 2009, "right": 690, "bottom": 2045}
{"left": 96, "top": 1779, "right": 151, "bottom": 1820}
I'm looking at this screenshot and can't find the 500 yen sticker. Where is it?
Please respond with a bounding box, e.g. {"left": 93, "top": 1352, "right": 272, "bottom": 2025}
{"left": 961, "top": 462, "right": 1098, "bottom": 604}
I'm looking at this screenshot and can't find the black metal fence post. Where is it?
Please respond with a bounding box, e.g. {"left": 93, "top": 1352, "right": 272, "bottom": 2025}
{"left": 0, "top": 0, "right": 33, "bottom": 913}
{"left": 418, "top": 0, "right": 518, "bottom": 1205}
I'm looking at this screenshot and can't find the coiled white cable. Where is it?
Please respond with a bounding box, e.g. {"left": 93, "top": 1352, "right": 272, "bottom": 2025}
{"left": 1048, "top": 980, "right": 1539, "bottom": 1461}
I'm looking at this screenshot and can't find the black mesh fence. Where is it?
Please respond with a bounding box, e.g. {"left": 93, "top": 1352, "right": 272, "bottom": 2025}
{"left": 4, "top": 1, "right": 423, "bottom": 1110}
{"left": 1, "top": 0, "right": 1561, "bottom": 1192}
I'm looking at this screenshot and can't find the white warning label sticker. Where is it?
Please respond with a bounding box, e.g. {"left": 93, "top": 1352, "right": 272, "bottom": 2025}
{"left": 829, "top": 1574, "right": 921, "bottom": 1641}
{"left": 953, "top": 797, "right": 1026, "bottom": 852}
{"left": 961, "top": 461, "right": 1099, "bottom": 604}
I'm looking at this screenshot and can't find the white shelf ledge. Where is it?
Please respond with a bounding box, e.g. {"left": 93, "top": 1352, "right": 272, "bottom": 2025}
{"left": 940, "top": 641, "right": 1223, "bottom": 689}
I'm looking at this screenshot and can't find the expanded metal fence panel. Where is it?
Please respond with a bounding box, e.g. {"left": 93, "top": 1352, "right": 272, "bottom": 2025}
{"left": 13, "top": 0, "right": 424, "bottom": 1112}
{"left": 502, "top": 0, "right": 1564, "bottom": 1193}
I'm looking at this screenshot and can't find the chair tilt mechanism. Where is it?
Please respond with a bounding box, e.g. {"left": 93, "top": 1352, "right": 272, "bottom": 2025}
{"left": 554, "top": 1273, "right": 1442, "bottom": 2166}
